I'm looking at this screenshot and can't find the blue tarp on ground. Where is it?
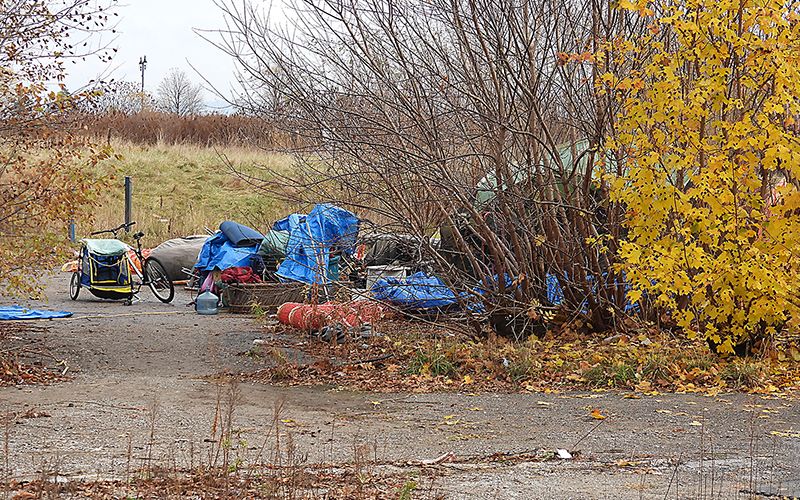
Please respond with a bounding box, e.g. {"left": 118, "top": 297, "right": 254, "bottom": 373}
{"left": 371, "top": 270, "right": 638, "bottom": 313}
{"left": 371, "top": 272, "right": 464, "bottom": 310}
{"left": 0, "top": 305, "right": 73, "bottom": 320}
{"left": 275, "top": 204, "right": 360, "bottom": 285}
{"left": 195, "top": 227, "right": 260, "bottom": 272}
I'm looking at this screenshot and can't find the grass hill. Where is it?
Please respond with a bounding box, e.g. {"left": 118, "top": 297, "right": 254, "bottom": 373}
{"left": 84, "top": 140, "right": 296, "bottom": 244}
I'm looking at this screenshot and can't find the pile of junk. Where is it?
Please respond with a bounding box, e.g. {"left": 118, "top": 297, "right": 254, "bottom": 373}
{"left": 182, "top": 203, "right": 465, "bottom": 342}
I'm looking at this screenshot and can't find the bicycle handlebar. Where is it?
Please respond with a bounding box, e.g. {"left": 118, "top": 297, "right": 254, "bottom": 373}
{"left": 90, "top": 221, "right": 136, "bottom": 237}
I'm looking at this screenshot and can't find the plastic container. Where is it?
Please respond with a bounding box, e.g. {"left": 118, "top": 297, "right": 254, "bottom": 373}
{"left": 196, "top": 290, "right": 219, "bottom": 315}
{"left": 365, "top": 265, "right": 409, "bottom": 291}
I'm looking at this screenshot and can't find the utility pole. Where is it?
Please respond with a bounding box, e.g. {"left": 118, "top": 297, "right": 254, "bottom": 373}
{"left": 139, "top": 55, "right": 147, "bottom": 92}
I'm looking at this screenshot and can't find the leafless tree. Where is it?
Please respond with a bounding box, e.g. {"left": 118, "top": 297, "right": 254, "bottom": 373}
{"left": 85, "top": 80, "right": 156, "bottom": 114}
{"left": 156, "top": 68, "right": 204, "bottom": 115}
{"left": 210, "top": 0, "right": 655, "bottom": 338}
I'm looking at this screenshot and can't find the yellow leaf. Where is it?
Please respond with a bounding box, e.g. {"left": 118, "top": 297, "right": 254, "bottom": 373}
{"left": 463, "top": 375, "right": 473, "bottom": 384}
{"left": 590, "top": 409, "right": 607, "bottom": 420}
{"left": 771, "top": 430, "right": 800, "bottom": 438}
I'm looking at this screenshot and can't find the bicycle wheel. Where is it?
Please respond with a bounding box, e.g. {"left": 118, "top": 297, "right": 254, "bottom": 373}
{"left": 69, "top": 272, "right": 81, "bottom": 300}
{"left": 144, "top": 257, "right": 174, "bottom": 303}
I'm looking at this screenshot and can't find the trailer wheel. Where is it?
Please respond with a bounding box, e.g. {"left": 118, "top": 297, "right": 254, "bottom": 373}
{"left": 69, "top": 272, "right": 81, "bottom": 300}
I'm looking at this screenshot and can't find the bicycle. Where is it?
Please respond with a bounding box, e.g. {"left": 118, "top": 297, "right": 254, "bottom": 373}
{"left": 69, "top": 221, "right": 175, "bottom": 305}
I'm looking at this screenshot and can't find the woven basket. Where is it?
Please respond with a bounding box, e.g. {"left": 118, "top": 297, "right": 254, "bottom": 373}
{"left": 227, "top": 282, "right": 307, "bottom": 314}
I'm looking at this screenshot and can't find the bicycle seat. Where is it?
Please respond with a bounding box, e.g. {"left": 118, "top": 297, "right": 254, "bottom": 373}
{"left": 133, "top": 231, "right": 145, "bottom": 240}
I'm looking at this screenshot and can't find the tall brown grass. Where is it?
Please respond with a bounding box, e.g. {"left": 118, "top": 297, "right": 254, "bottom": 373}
{"left": 76, "top": 137, "right": 297, "bottom": 245}
{"left": 76, "top": 110, "right": 303, "bottom": 150}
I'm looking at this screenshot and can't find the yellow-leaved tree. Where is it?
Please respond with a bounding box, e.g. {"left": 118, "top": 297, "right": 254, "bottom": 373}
{"left": 605, "top": 0, "right": 800, "bottom": 353}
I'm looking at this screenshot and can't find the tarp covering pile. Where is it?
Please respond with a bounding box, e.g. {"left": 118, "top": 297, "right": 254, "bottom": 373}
{"left": 274, "top": 204, "right": 359, "bottom": 285}
{"left": 371, "top": 272, "right": 568, "bottom": 312}
{"left": 195, "top": 221, "right": 263, "bottom": 273}
{"left": 371, "top": 272, "right": 464, "bottom": 310}
{"left": 150, "top": 235, "right": 208, "bottom": 282}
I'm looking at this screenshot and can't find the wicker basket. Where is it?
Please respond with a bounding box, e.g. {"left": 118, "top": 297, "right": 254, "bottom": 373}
{"left": 227, "top": 282, "right": 307, "bottom": 314}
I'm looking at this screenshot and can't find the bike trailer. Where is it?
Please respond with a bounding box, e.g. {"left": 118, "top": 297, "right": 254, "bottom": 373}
{"left": 78, "top": 238, "right": 134, "bottom": 300}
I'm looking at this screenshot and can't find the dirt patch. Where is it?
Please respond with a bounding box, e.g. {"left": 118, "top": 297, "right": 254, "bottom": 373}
{"left": 1, "top": 271, "right": 800, "bottom": 499}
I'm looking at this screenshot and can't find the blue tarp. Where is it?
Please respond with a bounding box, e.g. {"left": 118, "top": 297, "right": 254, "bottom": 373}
{"left": 0, "top": 305, "right": 73, "bottom": 320}
{"left": 275, "top": 204, "right": 359, "bottom": 285}
{"left": 371, "top": 270, "right": 638, "bottom": 313}
{"left": 195, "top": 230, "right": 259, "bottom": 272}
{"left": 371, "top": 272, "right": 463, "bottom": 310}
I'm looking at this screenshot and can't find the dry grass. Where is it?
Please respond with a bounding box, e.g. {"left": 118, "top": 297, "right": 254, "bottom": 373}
{"left": 81, "top": 140, "right": 297, "bottom": 243}
{"left": 237, "top": 318, "right": 800, "bottom": 397}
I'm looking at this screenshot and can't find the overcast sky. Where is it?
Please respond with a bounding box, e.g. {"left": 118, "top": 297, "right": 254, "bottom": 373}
{"left": 62, "top": 0, "right": 278, "bottom": 108}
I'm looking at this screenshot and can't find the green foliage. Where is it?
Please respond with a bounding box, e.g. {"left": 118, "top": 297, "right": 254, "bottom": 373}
{"left": 398, "top": 480, "right": 418, "bottom": 500}
{"left": 605, "top": 0, "right": 800, "bottom": 353}
{"left": 404, "top": 344, "right": 457, "bottom": 378}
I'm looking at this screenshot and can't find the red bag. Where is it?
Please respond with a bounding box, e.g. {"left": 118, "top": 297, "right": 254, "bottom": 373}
{"left": 221, "top": 266, "right": 261, "bottom": 284}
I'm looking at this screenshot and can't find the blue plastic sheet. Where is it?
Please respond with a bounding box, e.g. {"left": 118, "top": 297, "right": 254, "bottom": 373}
{"left": 371, "top": 270, "right": 638, "bottom": 314}
{"left": 0, "top": 305, "right": 72, "bottom": 320}
{"left": 195, "top": 231, "right": 259, "bottom": 272}
{"left": 371, "top": 272, "right": 463, "bottom": 310}
{"left": 275, "top": 204, "right": 359, "bottom": 285}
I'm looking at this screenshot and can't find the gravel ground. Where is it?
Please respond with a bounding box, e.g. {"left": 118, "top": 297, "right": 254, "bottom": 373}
{"left": 1, "top": 270, "right": 800, "bottom": 499}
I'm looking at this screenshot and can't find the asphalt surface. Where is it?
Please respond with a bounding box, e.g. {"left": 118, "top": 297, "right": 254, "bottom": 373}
{"left": 1, "top": 270, "right": 799, "bottom": 499}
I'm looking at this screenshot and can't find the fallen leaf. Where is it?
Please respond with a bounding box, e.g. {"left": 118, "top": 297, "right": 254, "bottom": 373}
{"left": 590, "top": 409, "right": 607, "bottom": 420}
{"left": 771, "top": 430, "right": 800, "bottom": 438}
